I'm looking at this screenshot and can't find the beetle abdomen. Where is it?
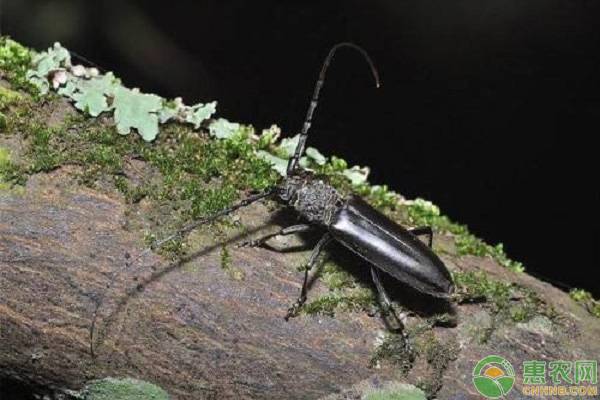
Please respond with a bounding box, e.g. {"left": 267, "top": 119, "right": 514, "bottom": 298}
{"left": 329, "top": 195, "right": 453, "bottom": 297}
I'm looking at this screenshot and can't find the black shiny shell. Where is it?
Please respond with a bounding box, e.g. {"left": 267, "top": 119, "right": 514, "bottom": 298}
{"left": 329, "top": 195, "right": 454, "bottom": 297}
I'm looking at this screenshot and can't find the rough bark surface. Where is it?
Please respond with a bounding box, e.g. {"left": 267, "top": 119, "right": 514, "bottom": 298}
{"left": 1, "top": 168, "right": 402, "bottom": 399}
{"left": 1, "top": 93, "right": 599, "bottom": 400}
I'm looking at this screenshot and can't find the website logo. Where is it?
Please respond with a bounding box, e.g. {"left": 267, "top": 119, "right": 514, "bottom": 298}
{"left": 472, "top": 355, "right": 516, "bottom": 399}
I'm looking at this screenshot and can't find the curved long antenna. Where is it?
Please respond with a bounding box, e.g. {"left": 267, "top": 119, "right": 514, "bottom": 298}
{"left": 89, "top": 188, "right": 274, "bottom": 357}
{"left": 286, "top": 42, "right": 381, "bottom": 175}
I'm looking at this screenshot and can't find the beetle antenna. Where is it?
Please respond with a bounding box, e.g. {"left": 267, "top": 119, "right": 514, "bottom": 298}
{"left": 89, "top": 188, "right": 274, "bottom": 357}
{"left": 286, "top": 42, "right": 380, "bottom": 175}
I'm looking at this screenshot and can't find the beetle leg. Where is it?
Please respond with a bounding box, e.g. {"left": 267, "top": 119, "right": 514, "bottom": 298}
{"left": 238, "top": 224, "right": 312, "bottom": 248}
{"left": 371, "top": 268, "right": 412, "bottom": 354}
{"left": 410, "top": 226, "right": 433, "bottom": 248}
{"left": 370, "top": 267, "right": 392, "bottom": 309}
{"left": 370, "top": 267, "right": 405, "bottom": 332}
{"left": 285, "top": 233, "right": 333, "bottom": 320}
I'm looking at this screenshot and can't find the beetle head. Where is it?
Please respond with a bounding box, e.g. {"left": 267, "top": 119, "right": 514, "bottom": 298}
{"left": 276, "top": 175, "right": 306, "bottom": 203}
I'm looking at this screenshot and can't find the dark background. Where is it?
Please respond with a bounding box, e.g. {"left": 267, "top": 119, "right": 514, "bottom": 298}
{"left": 2, "top": 0, "right": 599, "bottom": 300}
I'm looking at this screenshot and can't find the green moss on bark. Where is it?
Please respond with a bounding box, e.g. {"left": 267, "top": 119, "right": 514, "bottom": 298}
{"left": 81, "top": 378, "right": 169, "bottom": 400}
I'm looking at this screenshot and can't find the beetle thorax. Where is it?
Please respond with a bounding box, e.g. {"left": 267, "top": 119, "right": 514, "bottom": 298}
{"left": 279, "top": 177, "right": 343, "bottom": 225}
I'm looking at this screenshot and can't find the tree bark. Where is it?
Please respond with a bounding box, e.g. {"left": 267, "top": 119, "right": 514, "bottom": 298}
{"left": 1, "top": 168, "right": 404, "bottom": 399}
{"left": 1, "top": 94, "right": 599, "bottom": 400}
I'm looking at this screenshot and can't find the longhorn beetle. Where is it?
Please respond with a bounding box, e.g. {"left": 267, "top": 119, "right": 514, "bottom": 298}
{"left": 91, "top": 43, "right": 454, "bottom": 354}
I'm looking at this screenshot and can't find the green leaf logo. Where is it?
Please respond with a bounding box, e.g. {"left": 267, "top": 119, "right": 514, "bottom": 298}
{"left": 472, "top": 355, "right": 515, "bottom": 399}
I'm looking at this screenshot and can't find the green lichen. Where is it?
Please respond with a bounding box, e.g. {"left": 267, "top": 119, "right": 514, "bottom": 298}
{"left": 113, "top": 87, "right": 163, "bottom": 141}
{"left": 4, "top": 93, "right": 278, "bottom": 222}
{"left": 1, "top": 41, "right": 562, "bottom": 329}
{"left": 208, "top": 117, "right": 240, "bottom": 139}
{"left": 364, "top": 384, "right": 427, "bottom": 400}
{"left": 404, "top": 198, "right": 525, "bottom": 272}
{"left": 81, "top": 378, "right": 169, "bottom": 400}
{"left": 185, "top": 102, "right": 217, "bottom": 129}
{"left": 26, "top": 42, "right": 71, "bottom": 94}
{"left": 17, "top": 41, "right": 391, "bottom": 192}
{"left": 25, "top": 42, "right": 217, "bottom": 141}
{"left": 570, "top": 289, "right": 600, "bottom": 318}
{"left": 69, "top": 73, "right": 119, "bottom": 117}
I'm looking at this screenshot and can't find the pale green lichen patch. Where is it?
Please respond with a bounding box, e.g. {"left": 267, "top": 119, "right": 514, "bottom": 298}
{"left": 68, "top": 73, "right": 119, "bottom": 117}
{"left": 81, "top": 378, "right": 169, "bottom": 400}
{"left": 364, "top": 383, "right": 427, "bottom": 400}
{"left": 0, "top": 89, "right": 281, "bottom": 259}
{"left": 0, "top": 40, "right": 552, "bottom": 291}
{"left": 570, "top": 289, "right": 600, "bottom": 318}
{"left": 25, "top": 42, "right": 217, "bottom": 141}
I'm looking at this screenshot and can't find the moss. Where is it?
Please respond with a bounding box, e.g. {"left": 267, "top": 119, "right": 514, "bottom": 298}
{"left": 425, "top": 312, "right": 457, "bottom": 328}
{"left": 404, "top": 198, "right": 525, "bottom": 272}
{"left": 114, "top": 176, "right": 151, "bottom": 204}
{"left": 319, "top": 261, "right": 356, "bottom": 290}
{"left": 452, "top": 271, "right": 552, "bottom": 326}
{"left": 0, "top": 86, "right": 23, "bottom": 109}
{"left": 220, "top": 244, "right": 232, "bottom": 270}
{"left": 2, "top": 93, "right": 278, "bottom": 254}
{"left": 356, "top": 184, "right": 401, "bottom": 211}
{"left": 138, "top": 125, "right": 278, "bottom": 220}
{"left": 370, "top": 327, "right": 459, "bottom": 398}
{"left": 414, "top": 332, "right": 458, "bottom": 399}
{"left": 27, "top": 125, "right": 64, "bottom": 173}
{"left": 296, "top": 251, "right": 378, "bottom": 317}
{"left": 0, "top": 40, "right": 531, "bottom": 289}
{"left": 219, "top": 244, "right": 244, "bottom": 280}
{"left": 302, "top": 288, "right": 375, "bottom": 317}
{"left": 0, "top": 37, "right": 37, "bottom": 93}
{"left": 159, "top": 236, "right": 187, "bottom": 259}
{"left": 370, "top": 332, "right": 415, "bottom": 374}
{"left": 0, "top": 146, "right": 26, "bottom": 188}
{"left": 570, "top": 289, "right": 600, "bottom": 318}
{"left": 81, "top": 378, "right": 169, "bottom": 400}
{"left": 364, "top": 384, "right": 427, "bottom": 400}
{"left": 0, "top": 86, "right": 26, "bottom": 132}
